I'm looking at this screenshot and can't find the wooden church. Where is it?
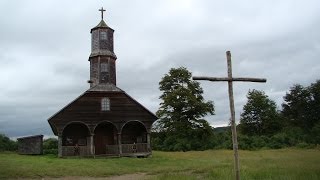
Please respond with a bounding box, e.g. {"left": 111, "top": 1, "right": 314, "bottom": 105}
{"left": 48, "top": 8, "right": 158, "bottom": 157}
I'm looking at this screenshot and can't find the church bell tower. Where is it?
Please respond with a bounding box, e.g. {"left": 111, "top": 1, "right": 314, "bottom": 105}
{"left": 89, "top": 7, "right": 117, "bottom": 87}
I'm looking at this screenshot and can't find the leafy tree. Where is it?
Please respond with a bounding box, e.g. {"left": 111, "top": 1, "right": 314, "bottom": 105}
{"left": 43, "top": 138, "right": 58, "bottom": 154}
{"left": 239, "top": 89, "right": 281, "bottom": 136}
{"left": 282, "top": 81, "right": 320, "bottom": 133}
{"left": 0, "top": 134, "right": 17, "bottom": 151}
{"left": 308, "top": 80, "right": 320, "bottom": 130}
{"left": 43, "top": 138, "right": 58, "bottom": 149}
{"left": 155, "top": 67, "right": 214, "bottom": 151}
{"left": 282, "top": 84, "right": 311, "bottom": 131}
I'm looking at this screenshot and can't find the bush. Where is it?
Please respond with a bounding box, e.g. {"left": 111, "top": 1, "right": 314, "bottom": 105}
{"left": 238, "top": 135, "right": 268, "bottom": 150}
{"left": 282, "top": 127, "right": 305, "bottom": 146}
{"left": 43, "top": 149, "right": 58, "bottom": 155}
{"left": 213, "top": 131, "right": 232, "bottom": 149}
{"left": 309, "top": 122, "right": 320, "bottom": 144}
{"left": 43, "top": 138, "right": 58, "bottom": 149}
{"left": 267, "top": 133, "right": 288, "bottom": 149}
{"left": 252, "top": 136, "right": 268, "bottom": 148}
{"left": 296, "top": 142, "right": 310, "bottom": 148}
{"left": 0, "top": 134, "right": 17, "bottom": 151}
{"left": 42, "top": 138, "right": 58, "bottom": 155}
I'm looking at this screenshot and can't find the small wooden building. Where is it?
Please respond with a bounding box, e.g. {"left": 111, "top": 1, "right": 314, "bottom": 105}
{"left": 48, "top": 10, "right": 157, "bottom": 157}
{"left": 17, "top": 135, "right": 43, "bottom": 155}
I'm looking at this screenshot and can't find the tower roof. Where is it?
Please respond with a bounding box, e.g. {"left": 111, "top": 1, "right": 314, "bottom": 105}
{"left": 91, "top": 19, "right": 114, "bottom": 33}
{"left": 95, "top": 19, "right": 109, "bottom": 28}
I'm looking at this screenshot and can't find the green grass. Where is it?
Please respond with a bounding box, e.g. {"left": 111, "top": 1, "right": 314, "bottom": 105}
{"left": 0, "top": 149, "right": 319, "bottom": 179}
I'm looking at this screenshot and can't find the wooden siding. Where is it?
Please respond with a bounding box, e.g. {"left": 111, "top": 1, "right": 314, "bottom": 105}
{"left": 48, "top": 91, "right": 157, "bottom": 135}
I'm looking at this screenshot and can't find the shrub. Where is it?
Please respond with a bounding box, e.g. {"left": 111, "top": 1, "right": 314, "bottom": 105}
{"left": 43, "top": 138, "right": 58, "bottom": 149}
{"left": 267, "top": 133, "right": 288, "bottom": 149}
{"left": 0, "top": 134, "right": 17, "bottom": 151}
{"left": 43, "top": 149, "right": 58, "bottom": 155}
{"left": 296, "top": 142, "right": 310, "bottom": 148}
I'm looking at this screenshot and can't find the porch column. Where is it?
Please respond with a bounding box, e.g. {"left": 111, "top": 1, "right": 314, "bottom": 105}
{"left": 58, "top": 135, "right": 62, "bottom": 158}
{"left": 89, "top": 134, "right": 94, "bottom": 156}
{"left": 147, "top": 133, "right": 151, "bottom": 152}
{"left": 117, "top": 133, "right": 122, "bottom": 156}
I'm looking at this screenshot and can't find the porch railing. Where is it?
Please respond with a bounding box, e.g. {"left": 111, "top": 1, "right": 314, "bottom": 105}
{"left": 121, "top": 143, "right": 149, "bottom": 154}
{"left": 62, "top": 146, "right": 89, "bottom": 156}
{"left": 105, "top": 145, "right": 119, "bottom": 155}
{"left": 62, "top": 143, "right": 150, "bottom": 156}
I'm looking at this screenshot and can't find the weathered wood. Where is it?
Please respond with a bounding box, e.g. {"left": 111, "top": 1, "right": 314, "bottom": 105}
{"left": 17, "top": 135, "right": 43, "bottom": 155}
{"left": 226, "top": 51, "right": 240, "bottom": 180}
{"left": 49, "top": 91, "right": 156, "bottom": 135}
{"left": 192, "top": 51, "right": 267, "bottom": 180}
{"left": 193, "top": 77, "right": 266, "bottom": 83}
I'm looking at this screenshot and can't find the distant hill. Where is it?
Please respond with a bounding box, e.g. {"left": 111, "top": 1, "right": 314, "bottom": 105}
{"left": 213, "top": 126, "right": 230, "bottom": 133}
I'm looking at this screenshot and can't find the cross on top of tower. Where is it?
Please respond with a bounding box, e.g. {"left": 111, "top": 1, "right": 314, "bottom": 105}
{"left": 99, "top": 7, "right": 106, "bottom": 20}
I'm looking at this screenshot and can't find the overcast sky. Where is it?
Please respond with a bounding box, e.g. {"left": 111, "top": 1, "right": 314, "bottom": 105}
{"left": 1, "top": 0, "right": 320, "bottom": 138}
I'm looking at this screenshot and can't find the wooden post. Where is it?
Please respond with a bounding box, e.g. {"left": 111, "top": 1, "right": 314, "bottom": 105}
{"left": 192, "top": 51, "right": 266, "bottom": 180}
{"left": 147, "top": 133, "right": 151, "bottom": 152}
{"left": 89, "top": 134, "right": 94, "bottom": 156}
{"left": 117, "top": 133, "right": 122, "bottom": 156}
{"left": 58, "top": 135, "right": 62, "bottom": 158}
{"left": 226, "top": 51, "right": 240, "bottom": 180}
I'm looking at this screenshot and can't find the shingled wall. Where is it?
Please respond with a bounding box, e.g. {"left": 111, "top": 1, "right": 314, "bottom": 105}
{"left": 17, "top": 135, "right": 43, "bottom": 155}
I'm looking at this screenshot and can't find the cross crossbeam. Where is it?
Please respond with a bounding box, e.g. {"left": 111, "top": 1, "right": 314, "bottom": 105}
{"left": 193, "top": 51, "right": 266, "bottom": 180}
{"left": 193, "top": 77, "right": 266, "bottom": 83}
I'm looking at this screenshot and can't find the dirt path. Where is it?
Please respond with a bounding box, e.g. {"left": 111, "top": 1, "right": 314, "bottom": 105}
{"left": 41, "top": 173, "right": 149, "bottom": 180}
{"left": 107, "top": 173, "right": 148, "bottom": 180}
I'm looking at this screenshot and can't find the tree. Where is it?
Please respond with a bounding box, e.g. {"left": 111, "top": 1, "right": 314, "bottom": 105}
{"left": 43, "top": 138, "right": 58, "bottom": 154}
{"left": 0, "top": 134, "right": 17, "bottom": 151}
{"left": 282, "top": 84, "right": 311, "bottom": 130}
{"left": 155, "top": 67, "right": 215, "bottom": 151}
{"left": 239, "top": 89, "right": 281, "bottom": 136}
{"left": 308, "top": 80, "right": 320, "bottom": 130}
{"left": 43, "top": 138, "right": 58, "bottom": 150}
{"left": 282, "top": 81, "right": 320, "bottom": 132}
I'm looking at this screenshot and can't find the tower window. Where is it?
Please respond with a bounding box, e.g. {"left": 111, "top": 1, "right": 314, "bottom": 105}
{"left": 101, "top": 97, "right": 110, "bottom": 111}
{"left": 101, "top": 63, "right": 108, "bottom": 72}
{"left": 100, "top": 32, "right": 107, "bottom": 40}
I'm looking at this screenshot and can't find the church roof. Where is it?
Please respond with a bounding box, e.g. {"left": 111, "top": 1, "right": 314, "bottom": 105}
{"left": 91, "top": 20, "right": 114, "bottom": 32}
{"left": 87, "top": 83, "right": 121, "bottom": 92}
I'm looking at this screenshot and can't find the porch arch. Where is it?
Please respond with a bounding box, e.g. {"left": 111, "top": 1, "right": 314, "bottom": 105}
{"left": 62, "top": 122, "right": 90, "bottom": 146}
{"left": 94, "top": 121, "right": 118, "bottom": 155}
{"left": 121, "top": 120, "right": 147, "bottom": 144}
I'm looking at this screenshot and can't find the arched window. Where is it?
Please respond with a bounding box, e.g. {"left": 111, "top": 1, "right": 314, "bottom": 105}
{"left": 101, "top": 97, "right": 110, "bottom": 111}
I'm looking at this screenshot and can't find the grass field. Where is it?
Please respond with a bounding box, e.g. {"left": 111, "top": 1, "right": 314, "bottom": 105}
{"left": 0, "top": 148, "right": 319, "bottom": 179}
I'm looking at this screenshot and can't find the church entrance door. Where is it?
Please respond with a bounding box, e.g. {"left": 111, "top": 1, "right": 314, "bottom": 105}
{"left": 94, "top": 122, "right": 117, "bottom": 155}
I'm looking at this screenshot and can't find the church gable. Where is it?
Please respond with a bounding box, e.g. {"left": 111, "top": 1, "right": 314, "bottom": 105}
{"left": 48, "top": 89, "right": 157, "bottom": 136}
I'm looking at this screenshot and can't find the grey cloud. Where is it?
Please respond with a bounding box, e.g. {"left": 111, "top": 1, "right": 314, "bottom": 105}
{"left": 1, "top": 0, "right": 320, "bottom": 137}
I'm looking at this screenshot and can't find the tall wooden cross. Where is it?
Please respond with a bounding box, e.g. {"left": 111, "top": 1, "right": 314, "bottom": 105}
{"left": 193, "top": 51, "right": 267, "bottom": 180}
{"left": 99, "top": 7, "right": 106, "bottom": 20}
